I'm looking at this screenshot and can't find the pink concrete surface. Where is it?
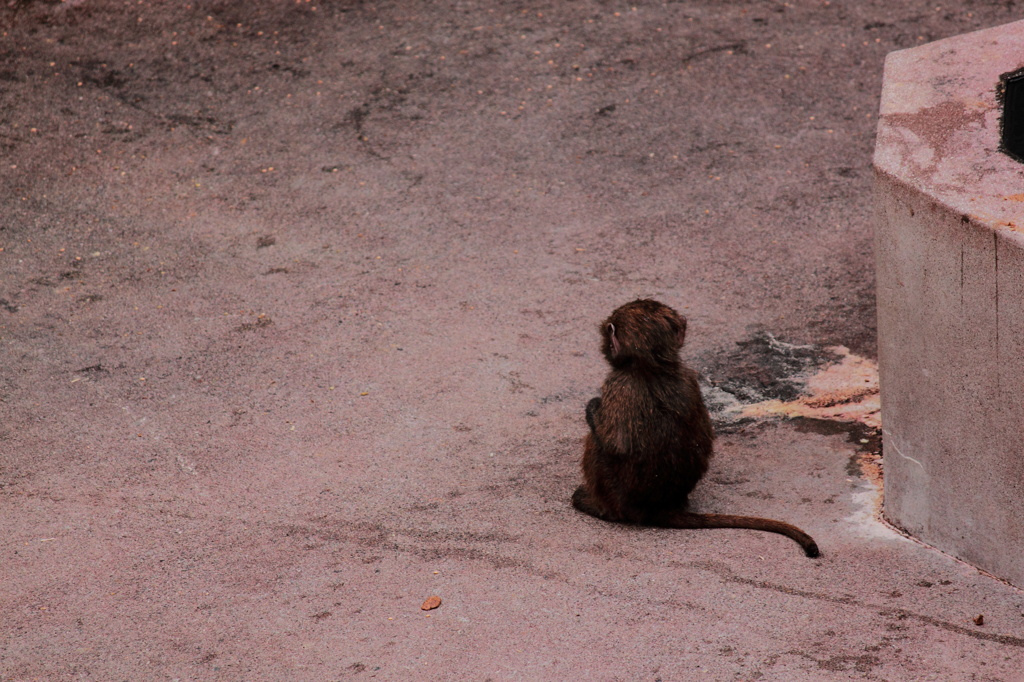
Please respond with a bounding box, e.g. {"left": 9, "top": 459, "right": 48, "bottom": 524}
{"left": 875, "top": 19, "right": 1024, "bottom": 588}
{"left": 875, "top": 19, "right": 1024, "bottom": 232}
{"left": 2, "top": 2, "right": 1024, "bottom": 680}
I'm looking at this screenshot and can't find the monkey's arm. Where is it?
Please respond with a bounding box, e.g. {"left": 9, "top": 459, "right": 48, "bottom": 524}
{"left": 586, "top": 394, "right": 634, "bottom": 456}
{"left": 585, "top": 397, "right": 601, "bottom": 433}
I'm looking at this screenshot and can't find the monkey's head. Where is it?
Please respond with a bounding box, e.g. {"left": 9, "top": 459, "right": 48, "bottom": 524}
{"left": 600, "top": 299, "right": 687, "bottom": 368}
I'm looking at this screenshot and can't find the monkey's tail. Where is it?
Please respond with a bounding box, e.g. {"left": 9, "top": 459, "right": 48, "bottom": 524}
{"left": 655, "top": 511, "right": 820, "bottom": 558}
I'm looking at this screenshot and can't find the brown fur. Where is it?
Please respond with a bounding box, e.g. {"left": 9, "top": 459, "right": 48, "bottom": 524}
{"left": 572, "top": 299, "right": 819, "bottom": 558}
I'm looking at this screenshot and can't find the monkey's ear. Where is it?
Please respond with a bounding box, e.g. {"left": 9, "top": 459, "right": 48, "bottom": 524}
{"left": 676, "top": 316, "right": 688, "bottom": 347}
{"left": 608, "top": 323, "right": 621, "bottom": 357}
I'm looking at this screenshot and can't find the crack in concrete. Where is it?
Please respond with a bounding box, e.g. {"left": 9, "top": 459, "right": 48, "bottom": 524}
{"left": 684, "top": 560, "right": 1024, "bottom": 648}
{"left": 882, "top": 430, "right": 925, "bottom": 471}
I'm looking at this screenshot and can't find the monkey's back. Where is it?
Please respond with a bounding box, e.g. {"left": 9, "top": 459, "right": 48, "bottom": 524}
{"left": 592, "top": 364, "right": 714, "bottom": 517}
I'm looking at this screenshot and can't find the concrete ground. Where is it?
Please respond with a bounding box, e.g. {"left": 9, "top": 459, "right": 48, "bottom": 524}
{"left": 2, "top": 1, "right": 1023, "bottom": 680}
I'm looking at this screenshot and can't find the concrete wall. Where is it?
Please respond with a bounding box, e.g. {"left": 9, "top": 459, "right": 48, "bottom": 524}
{"left": 874, "top": 20, "right": 1024, "bottom": 587}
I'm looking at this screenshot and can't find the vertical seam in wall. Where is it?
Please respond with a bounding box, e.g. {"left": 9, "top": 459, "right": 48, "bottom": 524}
{"left": 994, "top": 231, "right": 1000, "bottom": 395}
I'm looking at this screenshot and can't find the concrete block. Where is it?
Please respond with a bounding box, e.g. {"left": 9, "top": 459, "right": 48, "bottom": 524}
{"left": 874, "top": 19, "right": 1024, "bottom": 586}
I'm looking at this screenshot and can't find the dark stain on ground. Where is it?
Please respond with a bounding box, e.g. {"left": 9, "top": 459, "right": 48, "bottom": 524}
{"left": 698, "top": 327, "right": 882, "bottom": 458}
{"left": 790, "top": 417, "right": 881, "bottom": 480}
{"left": 701, "top": 330, "right": 876, "bottom": 446}
{"left": 700, "top": 329, "right": 842, "bottom": 404}
{"left": 792, "top": 417, "right": 880, "bottom": 453}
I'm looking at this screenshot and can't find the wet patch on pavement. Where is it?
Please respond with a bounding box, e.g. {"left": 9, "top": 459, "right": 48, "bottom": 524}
{"left": 700, "top": 329, "right": 882, "bottom": 483}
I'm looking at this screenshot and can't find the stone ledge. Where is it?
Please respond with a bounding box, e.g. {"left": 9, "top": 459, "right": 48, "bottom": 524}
{"left": 874, "top": 19, "right": 1024, "bottom": 587}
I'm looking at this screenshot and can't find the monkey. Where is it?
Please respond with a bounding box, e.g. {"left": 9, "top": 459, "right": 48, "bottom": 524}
{"left": 572, "top": 299, "right": 820, "bottom": 558}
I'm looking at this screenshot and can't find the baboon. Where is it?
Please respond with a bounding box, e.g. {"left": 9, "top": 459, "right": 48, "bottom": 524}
{"left": 572, "top": 299, "right": 819, "bottom": 558}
